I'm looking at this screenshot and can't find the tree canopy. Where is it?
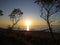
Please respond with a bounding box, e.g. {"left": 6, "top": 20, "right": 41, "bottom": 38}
{"left": 9, "top": 8, "right": 23, "bottom": 29}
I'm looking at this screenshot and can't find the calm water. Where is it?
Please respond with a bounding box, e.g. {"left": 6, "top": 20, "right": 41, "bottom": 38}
{"left": 20, "top": 25, "right": 60, "bottom": 32}
{"left": 0, "top": 25, "right": 60, "bottom": 33}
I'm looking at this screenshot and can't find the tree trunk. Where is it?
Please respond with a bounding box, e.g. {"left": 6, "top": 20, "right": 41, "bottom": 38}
{"left": 47, "top": 20, "right": 55, "bottom": 40}
{"left": 47, "top": 11, "right": 55, "bottom": 40}
{"left": 12, "top": 19, "right": 20, "bottom": 29}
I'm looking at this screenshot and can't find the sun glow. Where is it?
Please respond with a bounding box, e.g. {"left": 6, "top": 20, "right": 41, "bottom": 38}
{"left": 26, "top": 20, "right": 31, "bottom": 31}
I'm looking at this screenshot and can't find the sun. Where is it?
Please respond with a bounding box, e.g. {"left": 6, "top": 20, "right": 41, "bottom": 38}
{"left": 26, "top": 20, "right": 31, "bottom": 31}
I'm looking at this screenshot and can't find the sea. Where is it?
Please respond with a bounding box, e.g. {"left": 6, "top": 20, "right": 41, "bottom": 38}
{"left": 20, "top": 25, "right": 60, "bottom": 33}
{"left": 0, "top": 25, "right": 60, "bottom": 33}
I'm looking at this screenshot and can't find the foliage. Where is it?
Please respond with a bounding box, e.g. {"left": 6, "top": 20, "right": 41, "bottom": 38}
{"left": 35, "top": 0, "right": 60, "bottom": 22}
{"left": 9, "top": 8, "right": 23, "bottom": 29}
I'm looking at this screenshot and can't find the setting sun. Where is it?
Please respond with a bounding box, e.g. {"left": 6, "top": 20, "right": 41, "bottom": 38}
{"left": 26, "top": 20, "right": 31, "bottom": 31}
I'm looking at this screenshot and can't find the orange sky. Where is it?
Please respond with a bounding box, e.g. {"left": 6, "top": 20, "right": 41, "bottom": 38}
{"left": 0, "top": 20, "right": 60, "bottom": 28}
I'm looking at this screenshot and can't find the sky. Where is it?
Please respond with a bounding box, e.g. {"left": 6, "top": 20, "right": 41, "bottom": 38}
{"left": 0, "top": 0, "right": 60, "bottom": 28}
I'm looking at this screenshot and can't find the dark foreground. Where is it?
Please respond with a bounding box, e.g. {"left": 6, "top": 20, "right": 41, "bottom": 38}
{"left": 0, "top": 28, "right": 60, "bottom": 45}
